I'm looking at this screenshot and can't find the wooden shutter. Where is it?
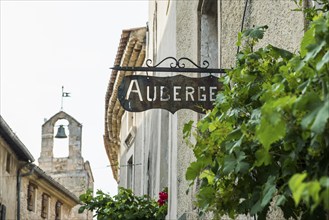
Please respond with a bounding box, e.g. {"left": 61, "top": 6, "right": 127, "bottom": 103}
{"left": 41, "top": 194, "right": 49, "bottom": 218}
{"left": 55, "top": 201, "right": 62, "bottom": 220}
{"left": 27, "top": 183, "right": 36, "bottom": 211}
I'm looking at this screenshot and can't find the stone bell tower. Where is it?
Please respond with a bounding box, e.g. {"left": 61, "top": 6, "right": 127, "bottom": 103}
{"left": 38, "top": 111, "right": 94, "bottom": 220}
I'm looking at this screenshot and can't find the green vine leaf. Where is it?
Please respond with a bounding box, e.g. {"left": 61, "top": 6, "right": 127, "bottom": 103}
{"left": 257, "top": 96, "right": 296, "bottom": 149}
{"left": 255, "top": 148, "right": 272, "bottom": 166}
{"left": 311, "top": 99, "right": 329, "bottom": 134}
{"left": 320, "top": 188, "right": 329, "bottom": 210}
{"left": 301, "top": 99, "right": 329, "bottom": 134}
{"left": 243, "top": 25, "right": 268, "bottom": 40}
{"left": 197, "top": 186, "right": 216, "bottom": 209}
{"left": 186, "top": 158, "right": 212, "bottom": 181}
{"left": 316, "top": 50, "right": 329, "bottom": 70}
{"left": 300, "top": 26, "right": 315, "bottom": 57}
{"left": 289, "top": 173, "right": 308, "bottom": 205}
{"left": 261, "top": 176, "right": 277, "bottom": 207}
{"left": 199, "top": 170, "right": 215, "bottom": 185}
{"left": 320, "top": 177, "right": 329, "bottom": 187}
{"left": 183, "top": 120, "right": 194, "bottom": 138}
{"left": 257, "top": 116, "right": 286, "bottom": 150}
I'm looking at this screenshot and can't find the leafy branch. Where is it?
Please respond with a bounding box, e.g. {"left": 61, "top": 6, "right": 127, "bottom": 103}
{"left": 79, "top": 187, "right": 168, "bottom": 220}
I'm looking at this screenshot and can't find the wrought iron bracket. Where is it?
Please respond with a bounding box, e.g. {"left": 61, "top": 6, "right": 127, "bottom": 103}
{"left": 111, "top": 57, "right": 227, "bottom": 74}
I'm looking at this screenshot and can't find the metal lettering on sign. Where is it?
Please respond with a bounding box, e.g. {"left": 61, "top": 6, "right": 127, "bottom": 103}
{"left": 118, "top": 75, "right": 223, "bottom": 114}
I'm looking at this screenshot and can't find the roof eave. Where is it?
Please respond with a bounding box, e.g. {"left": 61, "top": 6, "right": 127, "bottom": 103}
{"left": 104, "top": 27, "right": 147, "bottom": 181}
{"left": 0, "top": 116, "right": 35, "bottom": 162}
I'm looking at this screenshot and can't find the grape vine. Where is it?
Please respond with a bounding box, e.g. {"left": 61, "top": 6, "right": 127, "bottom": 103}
{"left": 184, "top": 2, "right": 329, "bottom": 219}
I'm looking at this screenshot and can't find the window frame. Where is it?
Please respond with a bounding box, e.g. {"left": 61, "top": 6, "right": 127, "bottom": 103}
{"left": 5, "top": 152, "right": 11, "bottom": 173}
{"left": 41, "top": 193, "right": 50, "bottom": 218}
{"left": 55, "top": 201, "right": 62, "bottom": 220}
{"left": 27, "top": 183, "right": 37, "bottom": 212}
{"left": 127, "top": 155, "right": 134, "bottom": 189}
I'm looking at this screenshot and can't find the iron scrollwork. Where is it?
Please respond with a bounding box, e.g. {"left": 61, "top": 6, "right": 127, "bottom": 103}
{"left": 111, "top": 56, "right": 226, "bottom": 74}
{"left": 145, "top": 57, "right": 210, "bottom": 69}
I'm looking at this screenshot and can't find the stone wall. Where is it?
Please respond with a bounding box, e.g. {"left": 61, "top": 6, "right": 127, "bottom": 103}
{"left": 20, "top": 176, "right": 74, "bottom": 220}
{"left": 0, "top": 135, "right": 19, "bottom": 219}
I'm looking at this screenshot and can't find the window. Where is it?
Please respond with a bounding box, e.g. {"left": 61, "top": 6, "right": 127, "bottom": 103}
{"left": 198, "top": 0, "right": 219, "bottom": 69}
{"left": 123, "top": 112, "right": 136, "bottom": 149}
{"left": 0, "top": 203, "right": 6, "bottom": 220}
{"left": 127, "top": 156, "right": 133, "bottom": 189}
{"left": 147, "top": 156, "right": 151, "bottom": 196}
{"left": 5, "top": 152, "right": 11, "bottom": 173}
{"left": 41, "top": 193, "right": 50, "bottom": 218}
{"left": 55, "top": 201, "right": 62, "bottom": 220}
{"left": 27, "top": 183, "right": 37, "bottom": 211}
{"left": 124, "top": 127, "right": 136, "bottom": 149}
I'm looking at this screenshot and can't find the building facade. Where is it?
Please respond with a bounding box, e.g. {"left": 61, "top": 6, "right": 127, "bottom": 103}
{"left": 38, "top": 111, "right": 94, "bottom": 220}
{"left": 104, "top": 0, "right": 308, "bottom": 219}
{"left": 19, "top": 164, "right": 80, "bottom": 220}
{"left": 0, "top": 115, "right": 80, "bottom": 220}
{"left": 0, "top": 115, "right": 34, "bottom": 219}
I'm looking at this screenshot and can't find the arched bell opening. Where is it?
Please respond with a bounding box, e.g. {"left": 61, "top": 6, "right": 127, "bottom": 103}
{"left": 53, "top": 119, "right": 69, "bottom": 158}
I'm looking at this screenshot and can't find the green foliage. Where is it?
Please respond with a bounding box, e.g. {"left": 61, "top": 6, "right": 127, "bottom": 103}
{"left": 184, "top": 6, "right": 329, "bottom": 220}
{"left": 293, "top": 0, "right": 329, "bottom": 21}
{"left": 79, "top": 187, "right": 168, "bottom": 220}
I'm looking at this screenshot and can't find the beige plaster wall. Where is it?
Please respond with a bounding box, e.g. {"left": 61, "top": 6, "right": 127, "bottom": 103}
{"left": 219, "top": 0, "right": 304, "bottom": 68}
{"left": 175, "top": 1, "right": 200, "bottom": 219}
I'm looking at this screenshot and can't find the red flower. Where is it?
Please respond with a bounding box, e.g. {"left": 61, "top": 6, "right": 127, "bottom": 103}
{"left": 157, "top": 191, "right": 168, "bottom": 206}
{"left": 158, "top": 199, "right": 165, "bottom": 206}
{"left": 159, "top": 191, "right": 168, "bottom": 201}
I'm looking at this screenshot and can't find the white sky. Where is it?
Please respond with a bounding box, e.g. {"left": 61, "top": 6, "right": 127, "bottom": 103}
{"left": 0, "top": 0, "right": 148, "bottom": 196}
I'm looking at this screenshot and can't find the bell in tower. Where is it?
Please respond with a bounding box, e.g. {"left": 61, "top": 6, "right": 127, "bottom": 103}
{"left": 55, "top": 125, "right": 67, "bottom": 138}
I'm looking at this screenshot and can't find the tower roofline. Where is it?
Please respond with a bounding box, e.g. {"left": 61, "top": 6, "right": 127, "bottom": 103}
{"left": 43, "top": 111, "right": 82, "bottom": 127}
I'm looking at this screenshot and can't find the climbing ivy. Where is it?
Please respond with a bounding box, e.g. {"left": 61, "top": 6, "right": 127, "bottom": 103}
{"left": 184, "top": 3, "right": 329, "bottom": 220}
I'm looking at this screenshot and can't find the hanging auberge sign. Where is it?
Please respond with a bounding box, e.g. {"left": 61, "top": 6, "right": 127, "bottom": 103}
{"left": 112, "top": 57, "right": 226, "bottom": 114}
